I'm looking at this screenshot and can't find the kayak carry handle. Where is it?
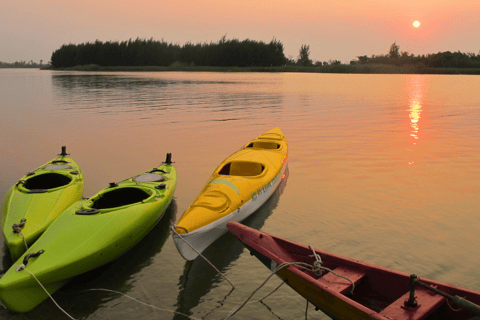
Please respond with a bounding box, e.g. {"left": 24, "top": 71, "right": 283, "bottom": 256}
{"left": 12, "top": 219, "right": 27, "bottom": 233}
{"left": 150, "top": 168, "right": 167, "bottom": 173}
{"left": 406, "top": 274, "right": 480, "bottom": 316}
{"left": 22, "top": 250, "right": 45, "bottom": 267}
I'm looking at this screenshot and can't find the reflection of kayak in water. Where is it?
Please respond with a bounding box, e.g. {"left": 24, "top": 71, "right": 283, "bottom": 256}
{"left": 1, "top": 146, "right": 84, "bottom": 261}
{"left": 0, "top": 154, "right": 176, "bottom": 313}
{"left": 174, "top": 167, "right": 289, "bottom": 318}
{"left": 173, "top": 127, "right": 288, "bottom": 261}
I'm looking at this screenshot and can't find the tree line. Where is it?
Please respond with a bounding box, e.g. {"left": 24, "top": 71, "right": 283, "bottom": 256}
{"left": 50, "top": 36, "right": 287, "bottom": 68}
{"left": 0, "top": 60, "right": 46, "bottom": 68}
{"left": 353, "top": 42, "right": 480, "bottom": 68}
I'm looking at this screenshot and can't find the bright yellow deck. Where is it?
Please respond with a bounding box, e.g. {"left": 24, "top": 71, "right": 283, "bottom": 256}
{"left": 176, "top": 128, "right": 288, "bottom": 234}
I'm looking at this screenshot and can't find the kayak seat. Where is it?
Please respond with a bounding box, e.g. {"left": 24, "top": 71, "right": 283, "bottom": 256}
{"left": 219, "top": 161, "right": 264, "bottom": 176}
{"left": 380, "top": 286, "right": 445, "bottom": 320}
{"left": 91, "top": 187, "right": 151, "bottom": 209}
{"left": 246, "top": 141, "right": 280, "bottom": 149}
{"left": 23, "top": 173, "right": 72, "bottom": 190}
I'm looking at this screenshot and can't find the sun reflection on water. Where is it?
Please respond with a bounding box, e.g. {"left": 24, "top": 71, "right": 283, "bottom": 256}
{"left": 406, "top": 75, "right": 429, "bottom": 145}
{"left": 409, "top": 101, "right": 421, "bottom": 142}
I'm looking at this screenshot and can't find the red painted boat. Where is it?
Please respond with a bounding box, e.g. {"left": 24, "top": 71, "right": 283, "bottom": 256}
{"left": 227, "top": 222, "right": 480, "bottom": 320}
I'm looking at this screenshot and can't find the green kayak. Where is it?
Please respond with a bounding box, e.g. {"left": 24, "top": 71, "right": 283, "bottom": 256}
{"left": 0, "top": 153, "right": 177, "bottom": 312}
{"left": 1, "top": 146, "right": 84, "bottom": 261}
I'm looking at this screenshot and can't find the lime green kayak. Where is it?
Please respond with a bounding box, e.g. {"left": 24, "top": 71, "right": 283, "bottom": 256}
{"left": 0, "top": 154, "right": 177, "bottom": 313}
{"left": 1, "top": 146, "right": 84, "bottom": 261}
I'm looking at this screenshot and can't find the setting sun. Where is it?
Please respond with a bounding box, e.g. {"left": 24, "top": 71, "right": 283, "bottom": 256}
{"left": 413, "top": 21, "right": 420, "bottom": 28}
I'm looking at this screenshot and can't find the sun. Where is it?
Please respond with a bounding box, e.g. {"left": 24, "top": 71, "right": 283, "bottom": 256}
{"left": 413, "top": 21, "right": 420, "bottom": 28}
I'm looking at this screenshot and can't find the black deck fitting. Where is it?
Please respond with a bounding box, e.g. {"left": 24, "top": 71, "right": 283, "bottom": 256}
{"left": 404, "top": 274, "right": 419, "bottom": 308}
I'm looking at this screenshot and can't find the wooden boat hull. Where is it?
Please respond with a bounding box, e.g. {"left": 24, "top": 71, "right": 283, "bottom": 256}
{"left": 0, "top": 158, "right": 176, "bottom": 312}
{"left": 1, "top": 148, "right": 84, "bottom": 261}
{"left": 172, "top": 128, "right": 288, "bottom": 260}
{"left": 227, "top": 222, "right": 480, "bottom": 320}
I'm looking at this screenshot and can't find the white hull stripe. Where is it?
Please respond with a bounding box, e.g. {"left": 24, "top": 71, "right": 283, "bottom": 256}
{"left": 173, "top": 164, "right": 287, "bottom": 261}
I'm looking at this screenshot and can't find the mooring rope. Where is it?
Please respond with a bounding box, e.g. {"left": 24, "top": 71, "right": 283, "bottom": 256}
{"left": 82, "top": 289, "right": 202, "bottom": 320}
{"left": 222, "top": 262, "right": 304, "bottom": 319}
{"left": 16, "top": 267, "right": 203, "bottom": 320}
{"left": 308, "top": 245, "right": 355, "bottom": 295}
{"left": 222, "top": 247, "right": 357, "bottom": 319}
{"left": 16, "top": 265, "right": 76, "bottom": 320}
{"left": 18, "top": 231, "right": 28, "bottom": 251}
{"left": 169, "top": 223, "right": 235, "bottom": 289}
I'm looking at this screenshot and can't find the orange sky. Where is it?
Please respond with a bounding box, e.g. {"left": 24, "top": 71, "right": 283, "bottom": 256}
{"left": 2, "top": 0, "right": 479, "bottom": 63}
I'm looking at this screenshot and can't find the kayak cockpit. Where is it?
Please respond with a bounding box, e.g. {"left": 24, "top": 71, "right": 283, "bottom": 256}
{"left": 245, "top": 141, "right": 280, "bottom": 149}
{"left": 22, "top": 173, "right": 72, "bottom": 191}
{"left": 218, "top": 161, "right": 265, "bottom": 177}
{"left": 91, "top": 187, "right": 151, "bottom": 209}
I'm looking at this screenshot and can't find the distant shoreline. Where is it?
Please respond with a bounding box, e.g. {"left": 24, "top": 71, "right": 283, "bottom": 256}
{"left": 43, "top": 64, "right": 480, "bottom": 74}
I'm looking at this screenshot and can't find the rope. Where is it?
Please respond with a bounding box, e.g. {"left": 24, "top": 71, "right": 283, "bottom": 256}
{"left": 16, "top": 266, "right": 76, "bottom": 320}
{"left": 18, "top": 231, "right": 29, "bottom": 251}
{"left": 82, "top": 289, "right": 202, "bottom": 320}
{"left": 447, "top": 297, "right": 463, "bottom": 312}
{"left": 170, "top": 223, "right": 235, "bottom": 289}
{"left": 223, "top": 247, "right": 357, "bottom": 319}
{"left": 222, "top": 261, "right": 303, "bottom": 319}
{"left": 258, "top": 281, "right": 285, "bottom": 303}
{"left": 16, "top": 267, "right": 202, "bottom": 320}
{"left": 12, "top": 219, "right": 29, "bottom": 251}
{"left": 308, "top": 245, "right": 355, "bottom": 295}
{"left": 305, "top": 300, "right": 309, "bottom": 320}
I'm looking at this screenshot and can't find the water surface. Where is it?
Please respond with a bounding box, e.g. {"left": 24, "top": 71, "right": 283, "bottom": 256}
{"left": 1, "top": 69, "right": 480, "bottom": 319}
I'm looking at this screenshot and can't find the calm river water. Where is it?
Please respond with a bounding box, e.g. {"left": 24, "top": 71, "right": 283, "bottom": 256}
{"left": 1, "top": 69, "right": 480, "bottom": 320}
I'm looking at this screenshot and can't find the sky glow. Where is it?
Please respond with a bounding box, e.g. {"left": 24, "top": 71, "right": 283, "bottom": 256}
{"left": 1, "top": 0, "right": 479, "bottom": 64}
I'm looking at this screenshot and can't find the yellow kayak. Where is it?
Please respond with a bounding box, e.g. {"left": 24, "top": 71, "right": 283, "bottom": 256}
{"left": 172, "top": 128, "right": 288, "bottom": 260}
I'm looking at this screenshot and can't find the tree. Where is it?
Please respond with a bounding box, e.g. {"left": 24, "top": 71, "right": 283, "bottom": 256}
{"left": 298, "top": 44, "right": 312, "bottom": 66}
{"left": 388, "top": 42, "right": 400, "bottom": 59}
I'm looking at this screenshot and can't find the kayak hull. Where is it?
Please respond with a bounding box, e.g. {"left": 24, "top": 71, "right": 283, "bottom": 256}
{"left": 0, "top": 160, "right": 176, "bottom": 312}
{"left": 173, "top": 163, "right": 287, "bottom": 260}
{"left": 173, "top": 128, "right": 288, "bottom": 260}
{"left": 1, "top": 152, "right": 84, "bottom": 261}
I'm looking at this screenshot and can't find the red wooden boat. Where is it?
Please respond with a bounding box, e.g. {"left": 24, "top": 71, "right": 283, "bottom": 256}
{"left": 227, "top": 222, "right": 480, "bottom": 320}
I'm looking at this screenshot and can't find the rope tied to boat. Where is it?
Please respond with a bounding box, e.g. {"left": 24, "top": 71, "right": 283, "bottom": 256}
{"left": 14, "top": 250, "right": 77, "bottom": 319}
{"left": 169, "top": 221, "right": 235, "bottom": 289}
{"left": 223, "top": 247, "right": 357, "bottom": 319}
{"left": 308, "top": 245, "right": 355, "bottom": 295}
{"left": 309, "top": 245, "right": 323, "bottom": 276}
{"left": 15, "top": 250, "right": 45, "bottom": 271}
{"left": 12, "top": 218, "right": 29, "bottom": 251}
{"left": 17, "top": 266, "right": 77, "bottom": 319}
